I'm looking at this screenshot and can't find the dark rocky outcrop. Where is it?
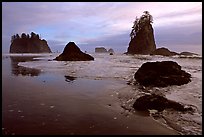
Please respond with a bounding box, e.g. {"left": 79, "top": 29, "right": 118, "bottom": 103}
{"left": 127, "top": 11, "right": 156, "bottom": 55}
{"left": 133, "top": 94, "right": 193, "bottom": 112}
{"left": 150, "top": 47, "right": 179, "bottom": 56}
{"left": 127, "top": 24, "right": 156, "bottom": 54}
{"left": 134, "top": 61, "right": 191, "bottom": 87}
{"left": 95, "top": 47, "right": 107, "bottom": 53}
{"left": 54, "top": 42, "right": 94, "bottom": 61}
{"left": 64, "top": 75, "right": 77, "bottom": 82}
{"left": 10, "top": 32, "right": 52, "bottom": 53}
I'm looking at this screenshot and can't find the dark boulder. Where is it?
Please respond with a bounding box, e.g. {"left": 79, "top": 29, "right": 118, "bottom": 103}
{"left": 10, "top": 32, "right": 51, "bottom": 53}
{"left": 150, "top": 47, "right": 179, "bottom": 56}
{"left": 134, "top": 61, "right": 191, "bottom": 87}
{"left": 127, "top": 24, "right": 156, "bottom": 55}
{"left": 54, "top": 42, "right": 94, "bottom": 61}
{"left": 133, "top": 94, "right": 193, "bottom": 112}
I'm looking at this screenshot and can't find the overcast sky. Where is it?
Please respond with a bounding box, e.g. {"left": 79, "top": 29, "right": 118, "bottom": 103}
{"left": 2, "top": 2, "right": 202, "bottom": 54}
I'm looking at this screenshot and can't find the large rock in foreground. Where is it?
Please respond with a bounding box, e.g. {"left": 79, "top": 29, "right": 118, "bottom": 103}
{"left": 133, "top": 94, "right": 193, "bottom": 112}
{"left": 127, "top": 24, "right": 156, "bottom": 55}
{"left": 10, "top": 32, "right": 51, "bottom": 53}
{"left": 134, "top": 61, "right": 191, "bottom": 87}
{"left": 150, "top": 47, "right": 179, "bottom": 56}
{"left": 54, "top": 42, "right": 94, "bottom": 61}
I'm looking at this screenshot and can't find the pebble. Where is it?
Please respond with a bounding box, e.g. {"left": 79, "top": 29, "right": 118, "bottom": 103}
{"left": 50, "top": 106, "right": 55, "bottom": 109}
{"left": 113, "top": 117, "right": 117, "bottom": 120}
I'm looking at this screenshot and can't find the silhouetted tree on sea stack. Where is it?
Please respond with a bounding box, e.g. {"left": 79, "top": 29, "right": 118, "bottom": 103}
{"left": 127, "top": 11, "right": 156, "bottom": 55}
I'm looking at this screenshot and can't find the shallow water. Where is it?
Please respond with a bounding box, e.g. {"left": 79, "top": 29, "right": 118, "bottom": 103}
{"left": 2, "top": 53, "right": 202, "bottom": 135}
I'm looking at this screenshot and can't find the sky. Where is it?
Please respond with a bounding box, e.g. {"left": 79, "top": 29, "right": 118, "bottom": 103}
{"left": 2, "top": 2, "right": 202, "bottom": 54}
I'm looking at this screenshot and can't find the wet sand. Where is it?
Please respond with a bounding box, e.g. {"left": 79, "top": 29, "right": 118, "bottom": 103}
{"left": 2, "top": 56, "right": 179, "bottom": 135}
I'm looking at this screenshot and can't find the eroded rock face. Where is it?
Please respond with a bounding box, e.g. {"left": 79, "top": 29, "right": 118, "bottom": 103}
{"left": 134, "top": 61, "right": 191, "bottom": 87}
{"left": 54, "top": 42, "right": 94, "bottom": 61}
{"left": 10, "top": 32, "right": 51, "bottom": 53}
{"left": 127, "top": 24, "right": 156, "bottom": 55}
{"left": 133, "top": 94, "right": 193, "bottom": 112}
{"left": 150, "top": 47, "right": 179, "bottom": 56}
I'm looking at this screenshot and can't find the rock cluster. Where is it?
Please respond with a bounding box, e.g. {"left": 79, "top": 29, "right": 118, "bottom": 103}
{"left": 10, "top": 32, "right": 51, "bottom": 53}
{"left": 95, "top": 47, "right": 114, "bottom": 53}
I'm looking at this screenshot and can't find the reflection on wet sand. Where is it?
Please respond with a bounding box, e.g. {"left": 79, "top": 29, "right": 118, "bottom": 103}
{"left": 10, "top": 56, "right": 41, "bottom": 76}
{"left": 64, "top": 75, "right": 77, "bottom": 82}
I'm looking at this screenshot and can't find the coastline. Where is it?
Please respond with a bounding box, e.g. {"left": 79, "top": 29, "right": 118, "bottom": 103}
{"left": 2, "top": 56, "right": 179, "bottom": 135}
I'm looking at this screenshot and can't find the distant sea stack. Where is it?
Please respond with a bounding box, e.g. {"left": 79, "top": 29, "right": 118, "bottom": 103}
{"left": 95, "top": 47, "right": 107, "bottom": 53}
{"left": 10, "top": 32, "right": 52, "bottom": 53}
{"left": 54, "top": 42, "right": 94, "bottom": 61}
{"left": 127, "top": 11, "right": 156, "bottom": 55}
{"left": 95, "top": 47, "right": 114, "bottom": 53}
{"left": 108, "top": 48, "right": 114, "bottom": 53}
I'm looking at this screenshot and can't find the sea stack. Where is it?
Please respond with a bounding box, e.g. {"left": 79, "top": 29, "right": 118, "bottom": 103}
{"left": 54, "top": 42, "right": 94, "bottom": 61}
{"left": 10, "top": 32, "right": 52, "bottom": 53}
{"left": 127, "top": 11, "right": 156, "bottom": 55}
{"left": 95, "top": 47, "right": 108, "bottom": 53}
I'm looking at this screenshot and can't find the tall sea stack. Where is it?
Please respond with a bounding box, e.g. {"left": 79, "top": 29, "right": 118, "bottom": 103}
{"left": 10, "top": 32, "right": 52, "bottom": 53}
{"left": 127, "top": 11, "right": 156, "bottom": 55}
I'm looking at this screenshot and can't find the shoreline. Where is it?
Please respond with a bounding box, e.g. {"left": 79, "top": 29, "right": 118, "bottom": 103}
{"left": 2, "top": 60, "right": 179, "bottom": 135}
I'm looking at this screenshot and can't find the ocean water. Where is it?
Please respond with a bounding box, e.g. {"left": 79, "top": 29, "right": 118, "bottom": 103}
{"left": 2, "top": 52, "right": 202, "bottom": 135}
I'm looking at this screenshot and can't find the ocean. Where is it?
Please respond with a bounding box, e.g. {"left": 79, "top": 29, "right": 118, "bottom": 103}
{"left": 2, "top": 52, "right": 202, "bottom": 135}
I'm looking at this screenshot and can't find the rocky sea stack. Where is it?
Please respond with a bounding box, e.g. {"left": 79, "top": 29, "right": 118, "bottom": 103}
{"left": 10, "top": 32, "right": 51, "bottom": 53}
{"left": 134, "top": 61, "right": 191, "bottom": 87}
{"left": 95, "top": 47, "right": 107, "bottom": 53}
{"left": 127, "top": 11, "right": 156, "bottom": 54}
{"left": 54, "top": 42, "right": 94, "bottom": 61}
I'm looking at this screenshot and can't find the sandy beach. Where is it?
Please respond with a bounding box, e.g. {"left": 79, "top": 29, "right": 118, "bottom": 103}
{"left": 2, "top": 55, "right": 181, "bottom": 135}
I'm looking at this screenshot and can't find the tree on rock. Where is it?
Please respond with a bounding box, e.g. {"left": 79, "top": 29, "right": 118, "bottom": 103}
{"left": 127, "top": 11, "right": 156, "bottom": 54}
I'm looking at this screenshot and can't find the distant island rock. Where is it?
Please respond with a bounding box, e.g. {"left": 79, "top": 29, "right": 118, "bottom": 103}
{"left": 10, "top": 32, "right": 52, "bottom": 53}
{"left": 127, "top": 11, "right": 156, "bottom": 55}
{"left": 179, "top": 51, "right": 199, "bottom": 56}
{"left": 150, "top": 47, "right": 179, "bottom": 56}
{"left": 108, "top": 48, "right": 114, "bottom": 53}
{"left": 54, "top": 42, "right": 94, "bottom": 61}
{"left": 95, "top": 47, "right": 107, "bottom": 53}
{"left": 150, "top": 48, "right": 199, "bottom": 57}
{"left": 134, "top": 61, "right": 191, "bottom": 87}
{"left": 95, "top": 47, "right": 114, "bottom": 53}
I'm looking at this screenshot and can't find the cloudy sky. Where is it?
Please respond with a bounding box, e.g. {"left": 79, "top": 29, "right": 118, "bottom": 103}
{"left": 2, "top": 2, "right": 202, "bottom": 54}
